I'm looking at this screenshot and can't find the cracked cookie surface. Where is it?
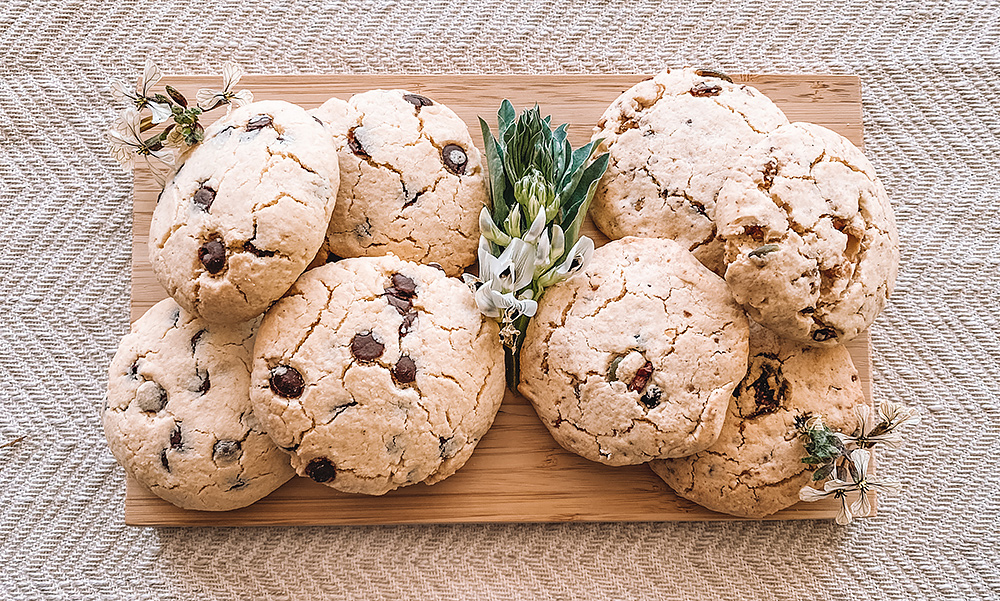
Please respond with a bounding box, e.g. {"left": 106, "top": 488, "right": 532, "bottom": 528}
{"left": 590, "top": 67, "right": 789, "bottom": 275}
{"left": 650, "top": 324, "right": 867, "bottom": 518}
{"left": 310, "top": 90, "right": 487, "bottom": 276}
{"left": 150, "top": 100, "right": 340, "bottom": 324}
{"left": 250, "top": 255, "right": 504, "bottom": 495}
{"left": 518, "top": 237, "right": 750, "bottom": 466}
{"left": 716, "top": 122, "right": 899, "bottom": 346}
{"left": 103, "top": 299, "right": 294, "bottom": 511}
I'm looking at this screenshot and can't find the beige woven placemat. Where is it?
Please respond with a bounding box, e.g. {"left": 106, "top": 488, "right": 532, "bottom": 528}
{"left": 1, "top": 1, "right": 997, "bottom": 599}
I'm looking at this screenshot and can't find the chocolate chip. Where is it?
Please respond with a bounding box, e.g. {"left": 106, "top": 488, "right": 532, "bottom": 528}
{"left": 694, "top": 68, "right": 733, "bottom": 83}
{"left": 160, "top": 449, "right": 170, "bottom": 471}
{"left": 739, "top": 359, "right": 789, "bottom": 419}
{"left": 269, "top": 365, "right": 304, "bottom": 398}
{"left": 192, "top": 185, "right": 216, "bottom": 212}
{"left": 312, "top": 115, "right": 324, "bottom": 126}
{"left": 347, "top": 127, "right": 369, "bottom": 158}
{"left": 639, "top": 386, "right": 662, "bottom": 408}
{"left": 391, "top": 274, "right": 417, "bottom": 297}
{"left": 198, "top": 239, "right": 226, "bottom": 274}
{"left": 169, "top": 423, "right": 183, "bottom": 450}
{"left": 247, "top": 114, "right": 273, "bottom": 131}
{"left": 305, "top": 457, "right": 337, "bottom": 483}
{"left": 191, "top": 329, "right": 206, "bottom": 352}
{"left": 812, "top": 328, "right": 837, "bottom": 342}
{"left": 427, "top": 263, "right": 445, "bottom": 273}
{"left": 385, "top": 294, "right": 412, "bottom": 315}
{"left": 392, "top": 356, "right": 417, "bottom": 384}
{"left": 628, "top": 361, "right": 654, "bottom": 392}
{"left": 213, "top": 440, "right": 241, "bottom": 464}
{"left": 403, "top": 93, "right": 433, "bottom": 108}
{"left": 690, "top": 82, "right": 723, "bottom": 97}
{"left": 441, "top": 144, "right": 467, "bottom": 175}
{"left": 135, "top": 381, "right": 168, "bottom": 413}
{"left": 197, "top": 371, "right": 211, "bottom": 394}
{"left": 399, "top": 312, "right": 417, "bottom": 338}
{"left": 350, "top": 332, "right": 384, "bottom": 362}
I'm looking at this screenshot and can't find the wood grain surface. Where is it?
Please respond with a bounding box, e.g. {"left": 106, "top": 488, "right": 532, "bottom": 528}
{"left": 127, "top": 74, "right": 871, "bottom": 526}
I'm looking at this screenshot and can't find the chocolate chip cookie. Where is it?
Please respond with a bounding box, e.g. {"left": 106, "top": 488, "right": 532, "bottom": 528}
{"left": 518, "top": 237, "right": 750, "bottom": 466}
{"left": 250, "top": 255, "right": 504, "bottom": 495}
{"left": 590, "top": 67, "right": 789, "bottom": 275}
{"left": 104, "top": 299, "right": 294, "bottom": 511}
{"left": 310, "top": 90, "right": 487, "bottom": 276}
{"left": 716, "top": 122, "right": 899, "bottom": 346}
{"left": 149, "top": 100, "right": 340, "bottom": 324}
{"left": 650, "top": 324, "right": 867, "bottom": 518}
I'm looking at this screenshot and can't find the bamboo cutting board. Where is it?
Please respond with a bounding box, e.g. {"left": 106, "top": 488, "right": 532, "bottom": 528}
{"left": 127, "top": 74, "right": 871, "bottom": 526}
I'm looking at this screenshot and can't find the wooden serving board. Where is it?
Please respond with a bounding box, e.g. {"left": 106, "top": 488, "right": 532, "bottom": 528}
{"left": 127, "top": 74, "right": 871, "bottom": 526}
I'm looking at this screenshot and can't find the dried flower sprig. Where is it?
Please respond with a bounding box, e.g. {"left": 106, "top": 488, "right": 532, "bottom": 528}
{"left": 796, "top": 403, "right": 919, "bottom": 524}
{"left": 471, "top": 101, "right": 609, "bottom": 386}
{"left": 108, "top": 59, "right": 253, "bottom": 182}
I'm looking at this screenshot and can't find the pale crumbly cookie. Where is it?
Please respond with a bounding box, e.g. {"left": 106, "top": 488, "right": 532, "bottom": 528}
{"left": 518, "top": 237, "right": 750, "bottom": 466}
{"left": 590, "top": 67, "right": 789, "bottom": 275}
{"left": 716, "top": 122, "right": 899, "bottom": 346}
{"left": 103, "top": 299, "right": 294, "bottom": 511}
{"left": 150, "top": 100, "right": 340, "bottom": 324}
{"left": 249, "top": 255, "right": 504, "bottom": 495}
{"left": 650, "top": 324, "right": 867, "bottom": 518}
{"left": 310, "top": 90, "right": 487, "bottom": 276}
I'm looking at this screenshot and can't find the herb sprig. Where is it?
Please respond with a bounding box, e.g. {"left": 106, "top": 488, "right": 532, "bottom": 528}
{"left": 470, "top": 101, "right": 609, "bottom": 386}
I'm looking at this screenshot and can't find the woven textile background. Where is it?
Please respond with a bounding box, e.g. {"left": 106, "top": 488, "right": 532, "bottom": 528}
{"left": 1, "top": 0, "right": 997, "bottom": 599}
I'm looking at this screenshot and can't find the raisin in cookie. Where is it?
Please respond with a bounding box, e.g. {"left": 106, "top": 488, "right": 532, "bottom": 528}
{"left": 590, "top": 67, "right": 789, "bottom": 275}
{"left": 250, "top": 255, "right": 504, "bottom": 495}
{"left": 103, "top": 299, "right": 294, "bottom": 511}
{"left": 716, "top": 122, "right": 899, "bottom": 346}
{"left": 518, "top": 237, "right": 750, "bottom": 466}
{"left": 310, "top": 90, "right": 487, "bottom": 276}
{"left": 149, "top": 100, "right": 340, "bottom": 324}
{"left": 650, "top": 324, "right": 867, "bottom": 518}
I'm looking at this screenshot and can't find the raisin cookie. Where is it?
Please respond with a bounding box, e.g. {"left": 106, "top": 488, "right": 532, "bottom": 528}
{"left": 150, "top": 100, "right": 340, "bottom": 324}
{"left": 103, "top": 299, "right": 294, "bottom": 511}
{"left": 716, "top": 122, "right": 899, "bottom": 346}
{"left": 518, "top": 237, "right": 750, "bottom": 466}
{"left": 250, "top": 255, "right": 504, "bottom": 495}
{"left": 590, "top": 67, "right": 789, "bottom": 275}
{"left": 650, "top": 324, "right": 867, "bottom": 518}
{"left": 310, "top": 90, "right": 487, "bottom": 276}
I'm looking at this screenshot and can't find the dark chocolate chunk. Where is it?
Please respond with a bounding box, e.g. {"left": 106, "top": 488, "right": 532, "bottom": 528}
{"left": 392, "top": 356, "right": 417, "bottom": 384}
{"left": 639, "top": 386, "right": 662, "bottom": 408}
{"left": 169, "top": 423, "right": 183, "bottom": 450}
{"left": 403, "top": 93, "right": 433, "bottom": 108}
{"left": 399, "top": 312, "right": 417, "bottom": 338}
{"left": 385, "top": 294, "right": 412, "bottom": 315}
{"left": 213, "top": 439, "right": 242, "bottom": 464}
{"left": 160, "top": 449, "right": 170, "bottom": 471}
{"left": 390, "top": 274, "right": 417, "bottom": 297}
{"left": 347, "top": 127, "right": 369, "bottom": 158}
{"left": 305, "top": 457, "right": 337, "bottom": 483}
{"left": 350, "top": 332, "right": 384, "bottom": 361}
{"left": 198, "top": 239, "right": 227, "bottom": 274}
{"left": 269, "top": 365, "right": 305, "bottom": 398}
{"left": 192, "top": 185, "right": 216, "bottom": 212}
{"left": 441, "top": 144, "right": 468, "bottom": 175}
{"left": 812, "top": 328, "right": 838, "bottom": 342}
{"left": 243, "top": 241, "right": 277, "bottom": 257}
{"left": 197, "top": 370, "right": 211, "bottom": 394}
{"left": 739, "top": 358, "right": 789, "bottom": 419}
{"left": 246, "top": 114, "right": 273, "bottom": 131}
{"left": 690, "top": 82, "right": 723, "bottom": 97}
{"left": 628, "top": 361, "right": 654, "bottom": 392}
{"left": 427, "top": 263, "right": 446, "bottom": 273}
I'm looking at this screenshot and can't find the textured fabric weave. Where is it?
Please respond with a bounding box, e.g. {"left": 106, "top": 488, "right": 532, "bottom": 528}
{"left": 1, "top": 0, "right": 998, "bottom": 599}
